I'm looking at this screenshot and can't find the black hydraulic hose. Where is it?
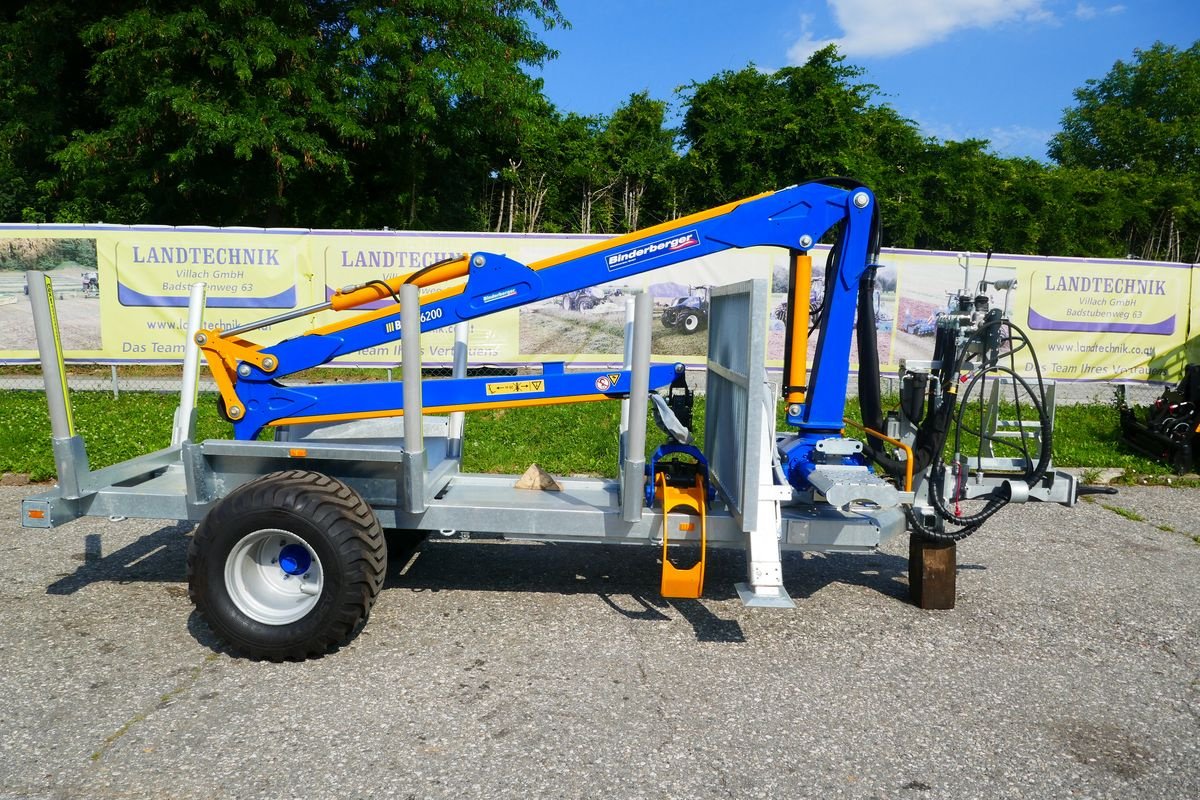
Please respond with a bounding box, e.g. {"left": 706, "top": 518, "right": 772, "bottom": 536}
{"left": 812, "top": 177, "right": 1053, "bottom": 542}
{"left": 1004, "top": 321, "right": 1054, "bottom": 484}
{"left": 401, "top": 254, "right": 465, "bottom": 285}
{"left": 856, "top": 269, "right": 908, "bottom": 477}
{"left": 364, "top": 279, "right": 402, "bottom": 304}
{"left": 915, "top": 320, "right": 1055, "bottom": 542}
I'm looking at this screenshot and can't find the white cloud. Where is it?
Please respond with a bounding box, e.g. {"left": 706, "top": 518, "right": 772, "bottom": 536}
{"left": 1074, "top": 3, "right": 1125, "bottom": 21}
{"left": 910, "top": 112, "right": 1055, "bottom": 159}
{"left": 984, "top": 124, "right": 1057, "bottom": 159}
{"left": 788, "top": 0, "right": 1054, "bottom": 63}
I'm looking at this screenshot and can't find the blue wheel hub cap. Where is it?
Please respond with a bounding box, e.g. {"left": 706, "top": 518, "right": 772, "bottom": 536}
{"left": 278, "top": 543, "right": 312, "bottom": 576}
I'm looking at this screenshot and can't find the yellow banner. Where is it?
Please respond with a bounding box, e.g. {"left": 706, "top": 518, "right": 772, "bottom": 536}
{"left": 0, "top": 226, "right": 1194, "bottom": 384}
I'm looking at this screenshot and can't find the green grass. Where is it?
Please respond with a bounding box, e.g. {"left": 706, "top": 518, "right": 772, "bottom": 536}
{"left": 1101, "top": 503, "right": 1146, "bottom": 522}
{"left": 0, "top": 389, "right": 702, "bottom": 481}
{"left": 0, "top": 390, "right": 234, "bottom": 481}
{"left": 1052, "top": 404, "right": 1162, "bottom": 472}
{"left": 0, "top": 387, "right": 1185, "bottom": 484}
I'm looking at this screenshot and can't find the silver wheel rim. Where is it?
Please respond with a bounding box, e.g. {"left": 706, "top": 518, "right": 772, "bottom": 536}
{"left": 225, "top": 529, "right": 324, "bottom": 625}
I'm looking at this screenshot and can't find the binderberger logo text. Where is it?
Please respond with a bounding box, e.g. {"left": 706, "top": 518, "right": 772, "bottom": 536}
{"left": 605, "top": 230, "right": 700, "bottom": 271}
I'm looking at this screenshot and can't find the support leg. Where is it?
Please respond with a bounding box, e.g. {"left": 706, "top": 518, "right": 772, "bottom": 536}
{"left": 734, "top": 417, "right": 795, "bottom": 608}
{"left": 734, "top": 506, "right": 794, "bottom": 608}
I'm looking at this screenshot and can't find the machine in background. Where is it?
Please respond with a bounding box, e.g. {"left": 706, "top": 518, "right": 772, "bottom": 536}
{"left": 1120, "top": 365, "right": 1200, "bottom": 473}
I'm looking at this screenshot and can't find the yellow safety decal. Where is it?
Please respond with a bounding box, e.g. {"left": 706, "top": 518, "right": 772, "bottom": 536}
{"left": 485, "top": 379, "right": 545, "bottom": 396}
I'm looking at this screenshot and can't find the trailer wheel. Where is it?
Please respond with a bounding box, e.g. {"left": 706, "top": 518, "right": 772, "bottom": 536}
{"left": 187, "top": 470, "right": 386, "bottom": 660}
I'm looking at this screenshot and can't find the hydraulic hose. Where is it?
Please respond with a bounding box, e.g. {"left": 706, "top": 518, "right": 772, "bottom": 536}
{"left": 910, "top": 319, "right": 1054, "bottom": 542}
{"left": 822, "top": 176, "right": 1055, "bottom": 543}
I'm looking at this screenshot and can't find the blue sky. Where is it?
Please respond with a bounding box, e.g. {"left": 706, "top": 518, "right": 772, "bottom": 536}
{"left": 535, "top": 0, "right": 1199, "bottom": 161}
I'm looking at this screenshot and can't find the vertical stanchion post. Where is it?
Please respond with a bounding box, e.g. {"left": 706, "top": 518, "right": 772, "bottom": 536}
{"left": 27, "top": 271, "right": 90, "bottom": 497}
{"left": 172, "top": 282, "right": 206, "bottom": 446}
{"left": 447, "top": 321, "right": 469, "bottom": 459}
{"left": 621, "top": 291, "right": 651, "bottom": 522}
{"left": 400, "top": 284, "right": 426, "bottom": 513}
{"left": 618, "top": 295, "right": 635, "bottom": 466}
{"left": 110, "top": 364, "right": 119, "bottom": 399}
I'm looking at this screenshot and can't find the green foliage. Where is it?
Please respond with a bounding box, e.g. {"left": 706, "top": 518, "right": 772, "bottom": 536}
{"left": 0, "top": 7, "right": 1195, "bottom": 261}
{"left": 1050, "top": 42, "right": 1200, "bottom": 175}
{"left": 1049, "top": 41, "right": 1200, "bottom": 261}
{"left": 680, "top": 48, "right": 881, "bottom": 204}
{"left": 0, "top": 1, "right": 565, "bottom": 228}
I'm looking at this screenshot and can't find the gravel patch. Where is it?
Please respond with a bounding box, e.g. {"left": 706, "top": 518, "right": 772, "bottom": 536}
{"left": 1, "top": 484, "right": 1197, "bottom": 799}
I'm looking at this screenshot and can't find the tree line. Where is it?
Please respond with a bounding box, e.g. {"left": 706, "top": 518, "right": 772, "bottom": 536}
{"left": 1, "top": 3, "right": 1196, "bottom": 261}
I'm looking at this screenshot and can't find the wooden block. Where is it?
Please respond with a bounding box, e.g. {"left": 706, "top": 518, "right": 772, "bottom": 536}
{"left": 909, "top": 537, "right": 956, "bottom": 610}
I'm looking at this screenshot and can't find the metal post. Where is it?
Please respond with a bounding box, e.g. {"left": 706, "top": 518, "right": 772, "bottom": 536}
{"left": 27, "top": 271, "right": 90, "bottom": 497}
{"left": 621, "top": 291, "right": 651, "bottom": 522}
{"left": 400, "top": 284, "right": 426, "bottom": 513}
{"left": 110, "top": 364, "right": 119, "bottom": 399}
{"left": 172, "top": 282, "right": 206, "bottom": 446}
{"left": 618, "top": 295, "right": 635, "bottom": 465}
{"left": 447, "top": 321, "right": 469, "bottom": 459}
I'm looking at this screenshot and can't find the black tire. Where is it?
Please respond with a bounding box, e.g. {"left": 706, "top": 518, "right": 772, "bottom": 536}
{"left": 187, "top": 470, "right": 386, "bottom": 661}
{"left": 661, "top": 313, "right": 676, "bottom": 328}
{"left": 577, "top": 296, "right": 596, "bottom": 311}
{"left": 681, "top": 311, "right": 704, "bottom": 333}
{"left": 561, "top": 295, "right": 572, "bottom": 310}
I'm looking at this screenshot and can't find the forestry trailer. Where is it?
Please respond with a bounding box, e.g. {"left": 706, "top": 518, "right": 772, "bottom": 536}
{"left": 21, "top": 179, "right": 1079, "bottom": 660}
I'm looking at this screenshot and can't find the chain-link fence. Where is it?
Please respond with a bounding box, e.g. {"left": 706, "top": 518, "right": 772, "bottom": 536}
{"left": 0, "top": 360, "right": 1169, "bottom": 410}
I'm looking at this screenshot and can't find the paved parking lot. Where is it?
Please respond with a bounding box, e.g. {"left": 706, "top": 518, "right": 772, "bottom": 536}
{"left": 1, "top": 483, "right": 1197, "bottom": 799}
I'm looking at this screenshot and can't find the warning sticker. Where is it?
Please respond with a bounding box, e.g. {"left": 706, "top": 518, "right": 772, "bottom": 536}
{"left": 485, "top": 379, "right": 545, "bottom": 396}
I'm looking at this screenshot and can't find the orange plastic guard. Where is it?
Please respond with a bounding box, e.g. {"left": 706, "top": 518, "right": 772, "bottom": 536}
{"left": 657, "top": 471, "right": 708, "bottom": 599}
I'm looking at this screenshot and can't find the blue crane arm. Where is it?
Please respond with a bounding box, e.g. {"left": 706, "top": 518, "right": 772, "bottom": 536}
{"left": 205, "top": 180, "right": 877, "bottom": 441}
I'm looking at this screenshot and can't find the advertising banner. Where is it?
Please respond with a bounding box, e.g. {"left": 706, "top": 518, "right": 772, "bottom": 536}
{"left": 884, "top": 249, "right": 1192, "bottom": 383}
{"left": 0, "top": 224, "right": 1193, "bottom": 383}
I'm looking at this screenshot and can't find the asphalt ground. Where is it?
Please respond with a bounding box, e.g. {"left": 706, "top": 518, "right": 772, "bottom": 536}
{"left": 1, "top": 483, "right": 1197, "bottom": 800}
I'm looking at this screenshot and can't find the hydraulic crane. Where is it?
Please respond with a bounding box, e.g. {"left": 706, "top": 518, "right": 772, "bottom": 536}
{"left": 197, "top": 181, "right": 876, "bottom": 487}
